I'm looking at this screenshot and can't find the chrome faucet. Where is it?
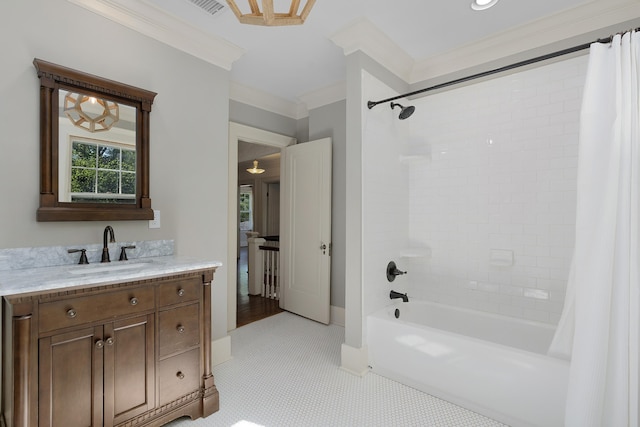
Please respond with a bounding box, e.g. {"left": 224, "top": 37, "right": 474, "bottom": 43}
{"left": 101, "top": 226, "right": 116, "bottom": 263}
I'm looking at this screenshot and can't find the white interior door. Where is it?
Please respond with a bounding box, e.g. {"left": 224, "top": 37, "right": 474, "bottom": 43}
{"left": 281, "top": 138, "right": 332, "bottom": 324}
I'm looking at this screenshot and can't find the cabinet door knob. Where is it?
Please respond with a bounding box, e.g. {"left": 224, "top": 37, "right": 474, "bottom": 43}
{"left": 177, "top": 325, "right": 185, "bottom": 334}
{"left": 176, "top": 371, "right": 185, "bottom": 380}
{"left": 105, "top": 337, "right": 114, "bottom": 346}
{"left": 95, "top": 340, "right": 104, "bottom": 349}
{"left": 177, "top": 288, "right": 185, "bottom": 297}
{"left": 67, "top": 309, "right": 77, "bottom": 318}
{"left": 130, "top": 297, "right": 138, "bottom": 306}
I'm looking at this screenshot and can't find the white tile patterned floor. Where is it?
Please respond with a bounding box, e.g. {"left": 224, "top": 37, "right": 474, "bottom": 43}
{"left": 166, "top": 312, "right": 507, "bottom": 427}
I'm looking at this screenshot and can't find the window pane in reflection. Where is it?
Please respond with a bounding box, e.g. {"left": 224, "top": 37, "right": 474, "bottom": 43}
{"left": 122, "top": 171, "right": 136, "bottom": 195}
{"left": 97, "top": 170, "right": 119, "bottom": 194}
{"left": 71, "top": 168, "right": 96, "bottom": 193}
{"left": 98, "top": 146, "right": 121, "bottom": 170}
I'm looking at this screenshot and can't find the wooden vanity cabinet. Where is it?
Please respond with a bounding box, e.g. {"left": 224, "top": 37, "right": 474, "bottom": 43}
{"left": 1, "top": 268, "right": 219, "bottom": 427}
{"left": 38, "top": 313, "right": 155, "bottom": 426}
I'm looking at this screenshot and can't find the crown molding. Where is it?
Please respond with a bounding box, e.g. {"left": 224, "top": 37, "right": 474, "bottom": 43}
{"left": 330, "top": 18, "right": 414, "bottom": 83}
{"left": 230, "top": 82, "right": 300, "bottom": 119}
{"left": 410, "top": 0, "right": 640, "bottom": 83}
{"left": 329, "top": 1, "right": 640, "bottom": 88}
{"left": 297, "top": 81, "right": 347, "bottom": 111}
{"left": 67, "top": 0, "right": 245, "bottom": 71}
{"left": 230, "top": 81, "right": 346, "bottom": 119}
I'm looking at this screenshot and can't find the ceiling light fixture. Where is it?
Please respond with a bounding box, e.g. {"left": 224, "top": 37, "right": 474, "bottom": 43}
{"left": 226, "top": 0, "right": 316, "bottom": 26}
{"left": 471, "top": 0, "right": 500, "bottom": 11}
{"left": 63, "top": 92, "right": 119, "bottom": 133}
{"left": 246, "top": 160, "right": 266, "bottom": 174}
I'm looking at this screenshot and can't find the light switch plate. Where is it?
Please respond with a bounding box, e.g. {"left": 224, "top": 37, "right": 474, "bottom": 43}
{"left": 149, "top": 209, "right": 160, "bottom": 228}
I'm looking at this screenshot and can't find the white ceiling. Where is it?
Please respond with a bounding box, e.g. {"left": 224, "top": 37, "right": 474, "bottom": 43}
{"left": 148, "top": 0, "right": 589, "bottom": 99}
{"left": 71, "top": 0, "right": 640, "bottom": 117}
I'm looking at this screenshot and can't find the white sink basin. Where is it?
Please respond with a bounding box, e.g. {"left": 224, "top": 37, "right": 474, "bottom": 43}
{"left": 68, "top": 260, "right": 158, "bottom": 275}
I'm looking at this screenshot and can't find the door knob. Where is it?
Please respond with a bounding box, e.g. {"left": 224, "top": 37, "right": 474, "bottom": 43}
{"left": 320, "top": 243, "right": 327, "bottom": 255}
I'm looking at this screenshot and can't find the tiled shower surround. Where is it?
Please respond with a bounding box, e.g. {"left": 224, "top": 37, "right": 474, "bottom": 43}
{"left": 406, "top": 55, "right": 589, "bottom": 324}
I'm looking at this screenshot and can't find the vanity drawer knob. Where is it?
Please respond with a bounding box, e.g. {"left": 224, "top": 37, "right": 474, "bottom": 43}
{"left": 66, "top": 309, "right": 77, "bottom": 319}
{"left": 105, "top": 337, "right": 114, "bottom": 346}
{"left": 177, "top": 325, "right": 185, "bottom": 334}
{"left": 176, "top": 371, "right": 185, "bottom": 380}
{"left": 95, "top": 340, "right": 104, "bottom": 349}
{"left": 177, "top": 289, "right": 185, "bottom": 297}
{"left": 130, "top": 297, "right": 138, "bottom": 306}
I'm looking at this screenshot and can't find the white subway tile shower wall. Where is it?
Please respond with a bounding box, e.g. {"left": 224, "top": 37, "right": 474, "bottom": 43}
{"left": 361, "top": 71, "right": 410, "bottom": 319}
{"left": 407, "top": 55, "right": 588, "bottom": 324}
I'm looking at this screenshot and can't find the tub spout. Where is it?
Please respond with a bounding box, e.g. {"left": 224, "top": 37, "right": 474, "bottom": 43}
{"left": 390, "top": 290, "right": 408, "bottom": 303}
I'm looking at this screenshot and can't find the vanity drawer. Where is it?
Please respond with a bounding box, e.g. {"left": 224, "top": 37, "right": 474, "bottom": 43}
{"left": 159, "top": 348, "right": 200, "bottom": 406}
{"left": 39, "top": 286, "right": 155, "bottom": 333}
{"left": 157, "top": 277, "right": 201, "bottom": 307}
{"left": 158, "top": 303, "right": 200, "bottom": 358}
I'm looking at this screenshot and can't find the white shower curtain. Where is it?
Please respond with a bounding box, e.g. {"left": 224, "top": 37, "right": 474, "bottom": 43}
{"left": 548, "top": 31, "right": 639, "bottom": 426}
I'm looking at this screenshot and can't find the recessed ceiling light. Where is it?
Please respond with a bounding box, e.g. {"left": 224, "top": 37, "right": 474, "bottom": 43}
{"left": 471, "top": 0, "right": 500, "bottom": 11}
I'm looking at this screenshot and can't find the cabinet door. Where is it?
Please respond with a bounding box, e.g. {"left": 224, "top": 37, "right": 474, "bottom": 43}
{"left": 39, "top": 326, "right": 103, "bottom": 427}
{"left": 104, "top": 314, "right": 155, "bottom": 426}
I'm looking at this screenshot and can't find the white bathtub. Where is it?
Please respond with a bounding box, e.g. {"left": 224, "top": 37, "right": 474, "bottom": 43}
{"left": 367, "top": 301, "right": 569, "bottom": 427}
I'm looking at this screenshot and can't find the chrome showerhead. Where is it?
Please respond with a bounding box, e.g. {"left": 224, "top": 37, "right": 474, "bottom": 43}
{"left": 390, "top": 102, "right": 415, "bottom": 120}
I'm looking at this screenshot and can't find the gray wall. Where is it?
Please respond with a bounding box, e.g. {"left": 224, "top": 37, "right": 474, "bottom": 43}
{"left": 230, "top": 100, "right": 299, "bottom": 139}
{"left": 309, "top": 100, "right": 347, "bottom": 309}
{"left": 1, "top": 0, "right": 231, "bottom": 340}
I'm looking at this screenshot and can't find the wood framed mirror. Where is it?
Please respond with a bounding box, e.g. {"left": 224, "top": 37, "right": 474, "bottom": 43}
{"left": 34, "top": 59, "right": 157, "bottom": 221}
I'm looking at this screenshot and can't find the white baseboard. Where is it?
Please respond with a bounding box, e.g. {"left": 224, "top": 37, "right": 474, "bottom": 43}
{"left": 330, "top": 305, "right": 345, "bottom": 327}
{"left": 212, "top": 335, "right": 232, "bottom": 366}
{"left": 340, "top": 343, "right": 369, "bottom": 377}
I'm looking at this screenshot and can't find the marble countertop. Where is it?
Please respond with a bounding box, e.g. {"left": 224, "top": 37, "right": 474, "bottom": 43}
{"left": 0, "top": 256, "right": 223, "bottom": 297}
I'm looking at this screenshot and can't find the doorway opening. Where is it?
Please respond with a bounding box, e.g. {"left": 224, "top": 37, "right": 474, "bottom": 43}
{"left": 236, "top": 146, "right": 283, "bottom": 327}
{"left": 227, "top": 123, "right": 297, "bottom": 331}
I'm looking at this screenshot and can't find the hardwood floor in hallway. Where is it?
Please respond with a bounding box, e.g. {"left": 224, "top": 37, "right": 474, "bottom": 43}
{"left": 236, "top": 246, "right": 283, "bottom": 328}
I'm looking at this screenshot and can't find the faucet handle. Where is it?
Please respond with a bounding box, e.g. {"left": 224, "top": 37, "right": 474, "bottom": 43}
{"left": 386, "top": 261, "right": 406, "bottom": 282}
{"left": 68, "top": 248, "right": 89, "bottom": 265}
{"left": 119, "top": 245, "right": 136, "bottom": 261}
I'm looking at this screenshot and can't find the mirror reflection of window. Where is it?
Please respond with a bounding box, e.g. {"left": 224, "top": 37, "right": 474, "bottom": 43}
{"left": 69, "top": 139, "right": 136, "bottom": 204}
{"left": 58, "top": 89, "right": 137, "bottom": 203}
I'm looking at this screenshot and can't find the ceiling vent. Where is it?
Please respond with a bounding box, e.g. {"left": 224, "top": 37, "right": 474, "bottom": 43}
{"left": 187, "top": 0, "right": 225, "bottom": 17}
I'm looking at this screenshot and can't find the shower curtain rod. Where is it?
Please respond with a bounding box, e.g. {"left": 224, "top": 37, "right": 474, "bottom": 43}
{"left": 367, "top": 30, "right": 635, "bottom": 109}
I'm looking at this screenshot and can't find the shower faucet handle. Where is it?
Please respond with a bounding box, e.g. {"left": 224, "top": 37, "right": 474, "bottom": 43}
{"left": 386, "top": 261, "right": 407, "bottom": 282}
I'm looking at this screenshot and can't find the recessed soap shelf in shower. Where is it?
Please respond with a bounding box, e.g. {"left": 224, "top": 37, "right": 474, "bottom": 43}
{"left": 400, "top": 246, "right": 431, "bottom": 258}
{"left": 399, "top": 154, "right": 430, "bottom": 165}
